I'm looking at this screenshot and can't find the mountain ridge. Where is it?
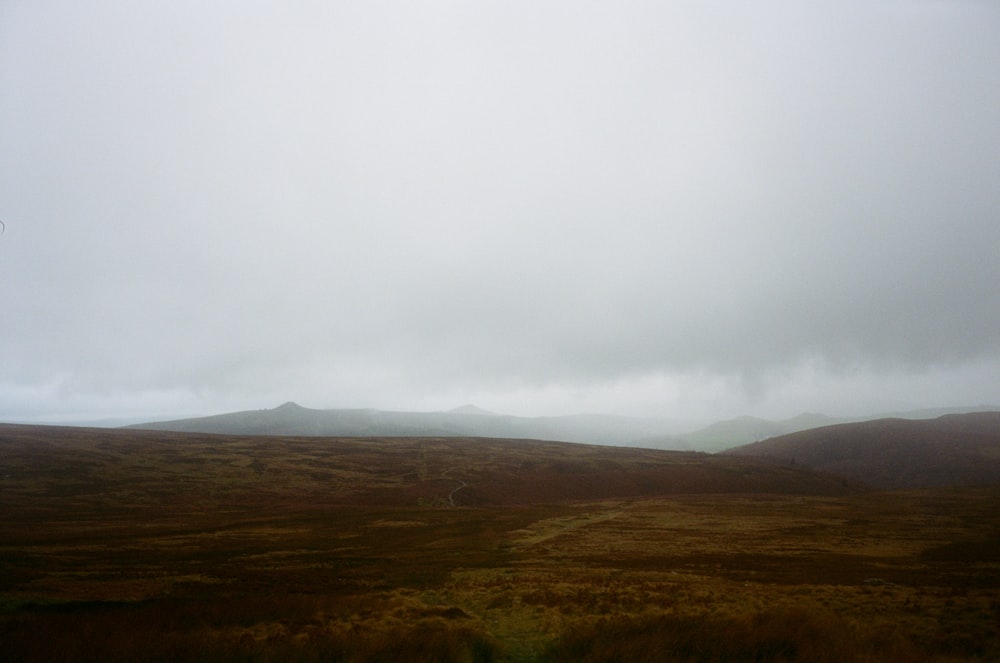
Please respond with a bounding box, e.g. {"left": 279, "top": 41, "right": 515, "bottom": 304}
{"left": 125, "top": 403, "right": 686, "bottom": 447}
{"left": 447, "top": 404, "right": 498, "bottom": 416}
{"left": 125, "top": 403, "right": 999, "bottom": 452}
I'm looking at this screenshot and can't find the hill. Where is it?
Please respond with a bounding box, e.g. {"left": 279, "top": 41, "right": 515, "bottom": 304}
{"left": 656, "top": 414, "right": 840, "bottom": 452}
{"left": 0, "top": 423, "right": 858, "bottom": 509}
{"left": 125, "top": 403, "right": 1000, "bottom": 452}
{"left": 645, "top": 406, "right": 999, "bottom": 452}
{"left": 726, "top": 411, "right": 1000, "bottom": 489}
{"left": 125, "top": 402, "right": 690, "bottom": 448}
{"left": 3, "top": 423, "right": 998, "bottom": 662}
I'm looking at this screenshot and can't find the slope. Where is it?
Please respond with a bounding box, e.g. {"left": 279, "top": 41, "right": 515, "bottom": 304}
{"left": 1, "top": 423, "right": 859, "bottom": 512}
{"left": 726, "top": 411, "right": 1000, "bottom": 489}
{"left": 125, "top": 402, "right": 687, "bottom": 447}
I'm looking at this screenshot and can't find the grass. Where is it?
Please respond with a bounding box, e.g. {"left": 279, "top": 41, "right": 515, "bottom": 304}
{"left": 1, "top": 424, "right": 998, "bottom": 661}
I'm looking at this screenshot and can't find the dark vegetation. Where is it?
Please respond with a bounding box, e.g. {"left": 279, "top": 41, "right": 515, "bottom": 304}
{"left": 1, "top": 423, "right": 998, "bottom": 661}
{"left": 727, "top": 412, "right": 1000, "bottom": 488}
{"left": 546, "top": 607, "right": 932, "bottom": 662}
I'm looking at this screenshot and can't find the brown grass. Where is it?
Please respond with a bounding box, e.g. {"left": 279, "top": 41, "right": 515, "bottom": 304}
{"left": 728, "top": 412, "right": 1000, "bottom": 489}
{"left": 545, "top": 607, "right": 931, "bottom": 663}
{"left": 1, "top": 424, "right": 998, "bottom": 661}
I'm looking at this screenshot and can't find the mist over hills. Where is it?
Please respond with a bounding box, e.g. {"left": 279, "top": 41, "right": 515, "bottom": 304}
{"left": 639, "top": 413, "right": 841, "bottom": 452}
{"left": 114, "top": 405, "right": 1000, "bottom": 490}
{"left": 643, "top": 407, "right": 1000, "bottom": 452}
{"left": 125, "top": 402, "right": 685, "bottom": 448}
{"left": 727, "top": 412, "right": 1000, "bottom": 489}
{"left": 125, "top": 402, "right": 999, "bottom": 453}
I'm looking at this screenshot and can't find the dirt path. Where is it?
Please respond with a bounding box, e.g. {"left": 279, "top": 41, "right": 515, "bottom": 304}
{"left": 448, "top": 480, "right": 468, "bottom": 507}
{"left": 508, "top": 507, "right": 626, "bottom": 548}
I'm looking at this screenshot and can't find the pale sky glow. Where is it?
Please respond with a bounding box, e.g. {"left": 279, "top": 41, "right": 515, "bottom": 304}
{"left": 2, "top": 1, "right": 999, "bottom": 425}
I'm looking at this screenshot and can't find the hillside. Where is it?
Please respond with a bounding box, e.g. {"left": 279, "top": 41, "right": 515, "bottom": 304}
{"left": 0, "top": 424, "right": 857, "bottom": 511}
{"left": 726, "top": 411, "right": 1000, "bottom": 489}
{"left": 648, "top": 407, "right": 998, "bottom": 452}
{"left": 657, "top": 414, "right": 840, "bottom": 452}
{"left": 125, "top": 401, "right": 689, "bottom": 448}
{"left": 126, "top": 402, "right": 1000, "bottom": 453}
{"left": 3, "top": 423, "right": 999, "bottom": 662}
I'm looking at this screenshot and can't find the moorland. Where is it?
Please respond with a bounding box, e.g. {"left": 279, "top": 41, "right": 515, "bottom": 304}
{"left": 728, "top": 412, "right": 1000, "bottom": 489}
{"left": 124, "top": 401, "right": 1000, "bottom": 451}
{"left": 1, "top": 422, "right": 998, "bottom": 661}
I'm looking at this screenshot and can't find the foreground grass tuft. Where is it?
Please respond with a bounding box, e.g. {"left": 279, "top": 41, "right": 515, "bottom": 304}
{"left": 546, "top": 607, "right": 929, "bottom": 663}
{"left": 0, "top": 604, "right": 501, "bottom": 663}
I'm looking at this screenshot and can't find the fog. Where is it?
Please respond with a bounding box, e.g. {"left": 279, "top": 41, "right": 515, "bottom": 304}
{"left": 2, "top": 2, "right": 998, "bottom": 424}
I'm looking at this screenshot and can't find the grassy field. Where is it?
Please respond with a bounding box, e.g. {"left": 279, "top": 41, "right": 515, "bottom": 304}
{"left": 1, "top": 424, "right": 998, "bottom": 661}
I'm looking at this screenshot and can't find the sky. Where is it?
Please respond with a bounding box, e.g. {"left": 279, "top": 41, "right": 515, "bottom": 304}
{"left": 2, "top": 1, "right": 999, "bottom": 426}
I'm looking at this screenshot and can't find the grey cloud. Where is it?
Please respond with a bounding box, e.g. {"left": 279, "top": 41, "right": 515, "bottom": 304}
{"left": 2, "top": 1, "right": 999, "bottom": 422}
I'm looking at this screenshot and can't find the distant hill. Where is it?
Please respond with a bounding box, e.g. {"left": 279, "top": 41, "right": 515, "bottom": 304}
{"left": 126, "top": 402, "right": 689, "bottom": 448}
{"left": 645, "top": 406, "right": 999, "bottom": 453}
{"left": 1, "top": 423, "right": 861, "bottom": 507}
{"left": 726, "top": 412, "right": 1000, "bottom": 489}
{"left": 447, "top": 404, "right": 499, "bottom": 416}
{"left": 127, "top": 403, "right": 1000, "bottom": 453}
{"left": 661, "top": 414, "right": 840, "bottom": 452}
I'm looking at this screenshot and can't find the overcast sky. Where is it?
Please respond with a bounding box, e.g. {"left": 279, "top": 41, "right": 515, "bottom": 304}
{"left": 2, "top": 1, "right": 999, "bottom": 426}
